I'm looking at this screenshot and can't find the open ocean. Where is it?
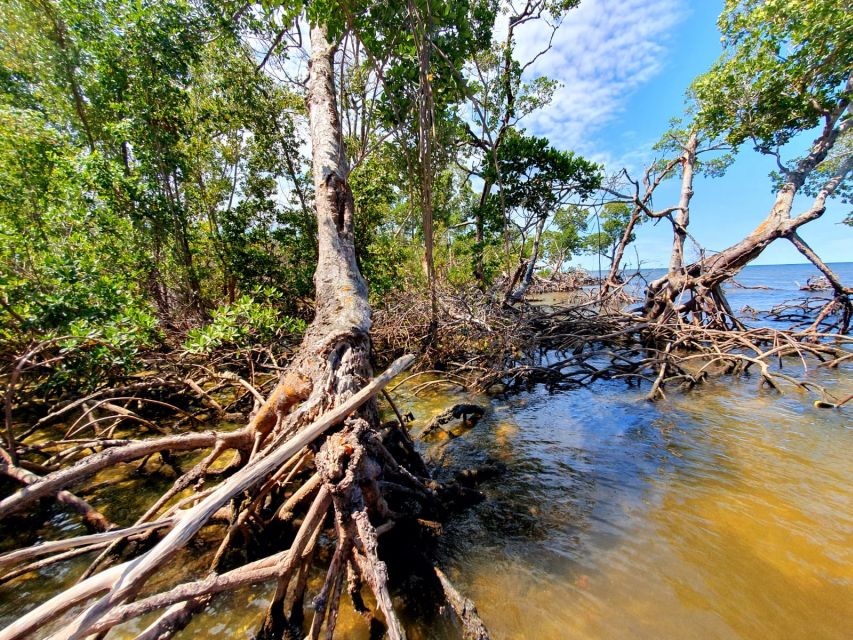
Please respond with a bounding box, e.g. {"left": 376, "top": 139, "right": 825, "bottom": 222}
{"left": 617, "top": 262, "right": 853, "bottom": 314}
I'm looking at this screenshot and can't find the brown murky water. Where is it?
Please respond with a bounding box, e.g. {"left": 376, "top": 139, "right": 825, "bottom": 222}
{"left": 420, "top": 370, "right": 853, "bottom": 640}
{"left": 1, "top": 364, "right": 851, "bottom": 639}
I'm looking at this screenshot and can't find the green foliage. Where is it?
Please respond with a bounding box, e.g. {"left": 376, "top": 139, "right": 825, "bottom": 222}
{"left": 542, "top": 205, "right": 589, "bottom": 266}
{"left": 183, "top": 289, "right": 307, "bottom": 354}
{"left": 485, "top": 129, "right": 601, "bottom": 216}
{"left": 584, "top": 203, "right": 635, "bottom": 261}
{"left": 653, "top": 118, "right": 734, "bottom": 178}
{"left": 350, "top": 0, "right": 497, "bottom": 129}
{"left": 0, "top": 0, "right": 323, "bottom": 393}
{"left": 1, "top": 3, "right": 318, "bottom": 298}
{"left": 478, "top": 129, "right": 600, "bottom": 272}
{"left": 42, "top": 309, "right": 160, "bottom": 393}
{"left": 692, "top": 0, "right": 853, "bottom": 152}
{"left": 0, "top": 104, "right": 159, "bottom": 388}
{"left": 682, "top": 0, "right": 851, "bottom": 231}
{"left": 348, "top": 141, "right": 411, "bottom": 299}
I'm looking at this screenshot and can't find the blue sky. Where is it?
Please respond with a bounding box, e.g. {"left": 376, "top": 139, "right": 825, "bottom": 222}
{"left": 511, "top": 0, "right": 851, "bottom": 269}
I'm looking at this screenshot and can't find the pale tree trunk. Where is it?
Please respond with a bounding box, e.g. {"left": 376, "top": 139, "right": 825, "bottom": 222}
{"left": 787, "top": 232, "right": 850, "bottom": 297}
{"left": 787, "top": 231, "right": 852, "bottom": 332}
{"left": 253, "top": 23, "right": 407, "bottom": 639}
{"left": 245, "top": 24, "right": 373, "bottom": 427}
{"left": 644, "top": 133, "right": 699, "bottom": 320}
{"left": 549, "top": 250, "right": 566, "bottom": 279}
{"left": 644, "top": 114, "right": 851, "bottom": 325}
{"left": 603, "top": 207, "right": 640, "bottom": 292}
{"left": 414, "top": 2, "right": 438, "bottom": 333}
{"left": 602, "top": 154, "right": 684, "bottom": 295}
{"left": 510, "top": 213, "right": 547, "bottom": 301}
{"left": 668, "top": 132, "right": 697, "bottom": 276}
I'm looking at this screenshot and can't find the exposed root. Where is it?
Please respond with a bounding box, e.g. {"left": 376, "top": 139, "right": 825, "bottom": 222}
{"left": 767, "top": 293, "right": 852, "bottom": 334}
{"left": 421, "top": 404, "right": 485, "bottom": 439}
{"left": 0, "top": 429, "right": 252, "bottom": 521}
{"left": 374, "top": 282, "right": 851, "bottom": 405}
{"left": 0, "top": 355, "right": 484, "bottom": 640}
{"left": 3, "top": 277, "right": 850, "bottom": 640}
{"left": 0, "top": 518, "right": 175, "bottom": 570}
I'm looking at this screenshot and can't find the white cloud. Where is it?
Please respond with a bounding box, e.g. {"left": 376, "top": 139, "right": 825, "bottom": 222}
{"left": 509, "top": 0, "right": 686, "bottom": 156}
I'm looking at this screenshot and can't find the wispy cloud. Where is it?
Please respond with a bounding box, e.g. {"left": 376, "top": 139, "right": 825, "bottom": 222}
{"left": 511, "top": 0, "right": 686, "bottom": 159}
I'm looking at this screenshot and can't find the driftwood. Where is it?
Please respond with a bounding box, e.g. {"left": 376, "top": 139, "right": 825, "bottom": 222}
{"left": 435, "top": 567, "right": 491, "bottom": 640}
{"left": 0, "top": 429, "right": 252, "bottom": 521}
{"left": 421, "top": 404, "right": 486, "bottom": 439}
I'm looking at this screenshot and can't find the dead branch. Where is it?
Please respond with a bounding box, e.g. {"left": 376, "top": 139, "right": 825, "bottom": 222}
{"left": 435, "top": 567, "right": 491, "bottom": 640}
{"left": 0, "top": 355, "right": 414, "bottom": 640}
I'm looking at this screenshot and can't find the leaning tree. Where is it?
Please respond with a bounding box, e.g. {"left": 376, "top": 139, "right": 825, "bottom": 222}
{"left": 641, "top": 0, "right": 852, "bottom": 330}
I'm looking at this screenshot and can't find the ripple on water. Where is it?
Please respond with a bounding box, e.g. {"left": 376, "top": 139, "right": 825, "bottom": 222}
{"left": 424, "top": 367, "right": 853, "bottom": 640}
{"left": 0, "top": 366, "right": 850, "bottom": 639}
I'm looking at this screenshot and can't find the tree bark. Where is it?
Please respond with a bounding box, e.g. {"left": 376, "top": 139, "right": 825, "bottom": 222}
{"left": 0, "top": 448, "right": 115, "bottom": 533}
{"left": 474, "top": 185, "right": 488, "bottom": 283}
{"left": 603, "top": 207, "right": 640, "bottom": 292}
{"left": 643, "top": 116, "right": 851, "bottom": 324}
{"left": 250, "top": 22, "right": 410, "bottom": 639}
{"left": 787, "top": 232, "right": 850, "bottom": 297}
{"left": 510, "top": 213, "right": 546, "bottom": 301}
{"left": 668, "top": 133, "right": 697, "bottom": 275}
{"left": 788, "top": 231, "right": 852, "bottom": 332}
{"left": 549, "top": 250, "right": 566, "bottom": 279}
{"left": 644, "top": 133, "right": 698, "bottom": 319}
{"left": 236, "top": 19, "right": 378, "bottom": 451}
{"left": 602, "top": 155, "right": 684, "bottom": 294}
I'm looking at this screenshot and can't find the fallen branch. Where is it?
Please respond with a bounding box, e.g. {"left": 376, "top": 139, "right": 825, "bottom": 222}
{"left": 2, "top": 354, "right": 414, "bottom": 640}
{"left": 0, "top": 518, "right": 176, "bottom": 570}
{"left": 435, "top": 567, "right": 491, "bottom": 640}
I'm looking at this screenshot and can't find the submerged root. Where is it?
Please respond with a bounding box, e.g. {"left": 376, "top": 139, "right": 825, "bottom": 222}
{"left": 435, "top": 567, "right": 491, "bottom": 640}
{"left": 374, "top": 282, "right": 851, "bottom": 405}
{"left": 0, "top": 353, "right": 493, "bottom": 640}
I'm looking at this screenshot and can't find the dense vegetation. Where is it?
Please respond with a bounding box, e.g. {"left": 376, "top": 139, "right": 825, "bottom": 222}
{"left": 0, "top": 0, "right": 850, "bottom": 638}
{"left": 3, "top": 0, "right": 847, "bottom": 385}
{"left": 0, "top": 0, "right": 604, "bottom": 384}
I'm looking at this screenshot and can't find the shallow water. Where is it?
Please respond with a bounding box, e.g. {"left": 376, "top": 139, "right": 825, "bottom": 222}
{"left": 1, "top": 263, "right": 851, "bottom": 638}
{"left": 406, "top": 365, "right": 853, "bottom": 639}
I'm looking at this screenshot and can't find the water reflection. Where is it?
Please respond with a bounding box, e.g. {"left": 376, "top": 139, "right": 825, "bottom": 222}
{"left": 408, "top": 368, "right": 853, "bottom": 640}
{"left": 1, "top": 366, "right": 850, "bottom": 639}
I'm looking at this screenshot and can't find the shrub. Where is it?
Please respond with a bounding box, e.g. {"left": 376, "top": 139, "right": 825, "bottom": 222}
{"left": 183, "top": 288, "right": 307, "bottom": 354}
